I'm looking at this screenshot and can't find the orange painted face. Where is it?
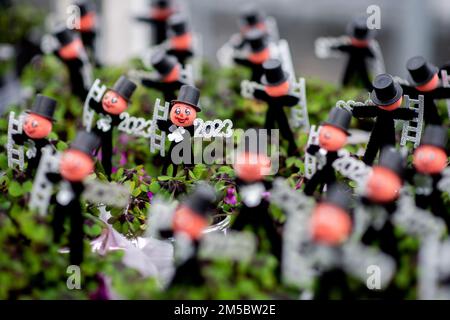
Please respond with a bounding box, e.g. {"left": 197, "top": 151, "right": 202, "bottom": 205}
{"left": 151, "top": 7, "right": 173, "bottom": 21}
{"left": 78, "top": 12, "right": 96, "bottom": 32}
{"left": 413, "top": 145, "right": 448, "bottom": 174}
{"left": 351, "top": 37, "right": 369, "bottom": 48}
{"left": 310, "top": 203, "right": 352, "bottom": 246}
{"left": 170, "top": 103, "right": 197, "bottom": 127}
{"left": 102, "top": 90, "right": 128, "bottom": 115}
{"left": 58, "top": 38, "right": 83, "bottom": 60}
{"left": 170, "top": 32, "right": 192, "bottom": 51}
{"left": 318, "top": 125, "right": 347, "bottom": 151}
{"left": 234, "top": 151, "right": 271, "bottom": 182}
{"left": 366, "top": 166, "right": 402, "bottom": 203}
{"left": 248, "top": 48, "right": 270, "bottom": 64}
{"left": 377, "top": 96, "right": 403, "bottom": 111}
{"left": 264, "top": 81, "right": 290, "bottom": 97}
{"left": 172, "top": 205, "right": 208, "bottom": 240}
{"left": 416, "top": 73, "right": 439, "bottom": 92}
{"left": 60, "top": 149, "right": 94, "bottom": 182}
{"left": 23, "top": 113, "right": 53, "bottom": 139}
{"left": 162, "top": 64, "right": 180, "bottom": 83}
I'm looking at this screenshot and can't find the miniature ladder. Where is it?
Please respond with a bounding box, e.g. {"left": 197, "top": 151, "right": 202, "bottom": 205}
{"left": 400, "top": 94, "right": 424, "bottom": 149}
{"left": 7, "top": 111, "right": 25, "bottom": 170}
{"left": 83, "top": 79, "right": 107, "bottom": 131}
{"left": 304, "top": 125, "right": 320, "bottom": 179}
{"left": 150, "top": 99, "right": 169, "bottom": 156}
{"left": 440, "top": 70, "right": 450, "bottom": 119}
{"left": 332, "top": 153, "right": 371, "bottom": 190}
{"left": 29, "top": 146, "right": 61, "bottom": 216}
{"left": 290, "top": 77, "right": 310, "bottom": 132}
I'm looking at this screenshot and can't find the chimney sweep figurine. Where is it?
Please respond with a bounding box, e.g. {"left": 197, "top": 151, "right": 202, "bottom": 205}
{"left": 250, "top": 59, "right": 300, "bottom": 155}
{"left": 167, "top": 184, "right": 217, "bottom": 286}
{"left": 10, "top": 94, "right": 57, "bottom": 175}
{"left": 304, "top": 107, "right": 352, "bottom": 196}
{"left": 232, "top": 138, "right": 282, "bottom": 262}
{"left": 166, "top": 14, "right": 194, "bottom": 67}
{"left": 88, "top": 75, "right": 137, "bottom": 178}
{"left": 400, "top": 56, "right": 450, "bottom": 125}
{"left": 233, "top": 28, "right": 270, "bottom": 82}
{"left": 136, "top": 0, "right": 175, "bottom": 45}
{"left": 352, "top": 74, "right": 417, "bottom": 165}
{"left": 407, "top": 125, "right": 449, "bottom": 227}
{"left": 140, "top": 50, "right": 186, "bottom": 102}
{"left": 360, "top": 146, "right": 405, "bottom": 261}
{"left": 53, "top": 28, "right": 93, "bottom": 100}
{"left": 233, "top": 5, "right": 268, "bottom": 50}
{"left": 310, "top": 183, "right": 354, "bottom": 299}
{"left": 74, "top": 1, "right": 99, "bottom": 66}
{"left": 157, "top": 84, "right": 200, "bottom": 176}
{"left": 46, "top": 131, "right": 101, "bottom": 265}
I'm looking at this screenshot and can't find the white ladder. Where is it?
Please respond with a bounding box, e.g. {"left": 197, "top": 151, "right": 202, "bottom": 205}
{"left": 400, "top": 94, "right": 424, "bottom": 149}
{"left": 29, "top": 146, "right": 61, "bottom": 216}
{"left": 150, "top": 98, "right": 169, "bottom": 156}
{"left": 440, "top": 70, "right": 450, "bottom": 120}
{"left": 304, "top": 125, "right": 320, "bottom": 179}
{"left": 290, "top": 77, "right": 310, "bottom": 132}
{"left": 240, "top": 79, "right": 263, "bottom": 99}
{"left": 83, "top": 78, "right": 107, "bottom": 131}
{"left": 7, "top": 111, "right": 25, "bottom": 171}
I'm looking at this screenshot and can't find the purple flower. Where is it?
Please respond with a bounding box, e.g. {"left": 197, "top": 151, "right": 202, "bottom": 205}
{"left": 224, "top": 187, "right": 237, "bottom": 205}
{"left": 262, "top": 191, "right": 271, "bottom": 201}
{"left": 119, "top": 134, "right": 129, "bottom": 145}
{"left": 119, "top": 152, "right": 127, "bottom": 166}
{"left": 147, "top": 191, "right": 153, "bottom": 203}
{"left": 112, "top": 167, "right": 118, "bottom": 174}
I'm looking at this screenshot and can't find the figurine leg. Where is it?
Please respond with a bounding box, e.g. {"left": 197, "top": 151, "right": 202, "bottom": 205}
{"left": 362, "top": 132, "right": 381, "bottom": 165}
{"left": 341, "top": 62, "right": 356, "bottom": 87}
{"left": 52, "top": 202, "right": 67, "bottom": 243}
{"left": 68, "top": 200, "right": 84, "bottom": 265}
{"left": 315, "top": 268, "right": 352, "bottom": 300}
{"left": 276, "top": 110, "right": 297, "bottom": 155}
{"left": 304, "top": 169, "right": 325, "bottom": 196}
{"left": 358, "top": 66, "right": 373, "bottom": 91}
{"left": 424, "top": 101, "right": 443, "bottom": 125}
{"left": 430, "top": 190, "right": 450, "bottom": 228}
{"left": 264, "top": 107, "right": 276, "bottom": 130}
{"left": 100, "top": 130, "right": 113, "bottom": 179}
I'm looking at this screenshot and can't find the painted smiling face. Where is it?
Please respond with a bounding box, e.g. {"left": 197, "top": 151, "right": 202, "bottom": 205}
{"left": 318, "top": 125, "right": 347, "bottom": 151}
{"left": 234, "top": 151, "right": 271, "bottom": 182}
{"left": 60, "top": 149, "right": 94, "bottom": 182}
{"left": 101, "top": 90, "right": 128, "bottom": 115}
{"left": 413, "top": 145, "right": 448, "bottom": 174}
{"left": 170, "top": 103, "right": 197, "bottom": 127}
{"left": 23, "top": 113, "right": 53, "bottom": 139}
{"left": 310, "top": 203, "right": 352, "bottom": 246}
{"left": 366, "top": 167, "right": 402, "bottom": 203}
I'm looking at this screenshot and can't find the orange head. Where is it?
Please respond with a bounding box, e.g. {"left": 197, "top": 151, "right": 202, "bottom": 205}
{"left": 60, "top": 149, "right": 94, "bottom": 182}
{"left": 151, "top": 7, "right": 173, "bottom": 21}
{"left": 248, "top": 47, "right": 270, "bottom": 64}
{"left": 169, "top": 102, "right": 197, "bottom": 127}
{"left": 23, "top": 113, "right": 53, "bottom": 139}
{"left": 170, "top": 32, "right": 192, "bottom": 51}
{"left": 350, "top": 37, "right": 369, "bottom": 48}
{"left": 264, "top": 80, "right": 290, "bottom": 97}
{"left": 58, "top": 38, "right": 83, "bottom": 60}
{"left": 415, "top": 73, "right": 439, "bottom": 92}
{"left": 310, "top": 203, "right": 352, "bottom": 246}
{"left": 162, "top": 64, "right": 181, "bottom": 83}
{"left": 318, "top": 125, "right": 348, "bottom": 151}
{"left": 234, "top": 151, "right": 271, "bottom": 182}
{"left": 172, "top": 205, "right": 208, "bottom": 240}
{"left": 377, "top": 96, "right": 403, "bottom": 111}
{"left": 413, "top": 145, "right": 448, "bottom": 174}
{"left": 102, "top": 90, "right": 128, "bottom": 115}
{"left": 366, "top": 166, "right": 402, "bottom": 203}
{"left": 78, "top": 12, "right": 96, "bottom": 32}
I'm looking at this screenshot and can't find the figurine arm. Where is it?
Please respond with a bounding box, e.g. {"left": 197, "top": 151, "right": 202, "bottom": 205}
{"left": 135, "top": 16, "right": 155, "bottom": 24}
{"left": 281, "top": 94, "right": 300, "bottom": 107}
{"left": 306, "top": 144, "right": 320, "bottom": 156}
{"left": 46, "top": 172, "right": 62, "bottom": 184}
{"left": 156, "top": 119, "right": 172, "bottom": 132}
{"left": 11, "top": 132, "right": 27, "bottom": 145}
{"left": 331, "top": 44, "right": 351, "bottom": 52}
{"left": 233, "top": 57, "right": 252, "bottom": 67}
{"left": 88, "top": 98, "right": 103, "bottom": 113}
{"left": 391, "top": 108, "right": 418, "bottom": 120}
{"left": 400, "top": 84, "right": 416, "bottom": 96}
{"left": 351, "top": 105, "right": 379, "bottom": 118}
{"left": 430, "top": 87, "right": 450, "bottom": 99}
{"left": 141, "top": 78, "right": 164, "bottom": 90}
{"left": 253, "top": 88, "right": 268, "bottom": 101}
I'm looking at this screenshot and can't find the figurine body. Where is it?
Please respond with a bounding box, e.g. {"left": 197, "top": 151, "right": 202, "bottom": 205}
{"left": 136, "top": 0, "right": 175, "bottom": 45}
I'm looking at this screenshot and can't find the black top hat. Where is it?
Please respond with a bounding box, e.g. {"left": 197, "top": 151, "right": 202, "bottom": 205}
{"left": 323, "top": 182, "right": 352, "bottom": 213}
{"left": 370, "top": 74, "right": 403, "bottom": 106}
{"left": 406, "top": 56, "right": 439, "bottom": 86}
{"left": 151, "top": 50, "right": 178, "bottom": 77}
{"left": 347, "top": 16, "right": 376, "bottom": 40}
{"left": 110, "top": 76, "right": 137, "bottom": 102}
{"left": 27, "top": 94, "right": 57, "bottom": 121}
{"left": 420, "top": 125, "right": 448, "bottom": 149}
{"left": 322, "top": 107, "right": 352, "bottom": 135}
{"left": 75, "top": 1, "right": 95, "bottom": 16}
{"left": 54, "top": 28, "right": 77, "bottom": 46}
{"left": 239, "top": 5, "right": 264, "bottom": 27}
{"left": 245, "top": 28, "right": 267, "bottom": 53}
{"left": 70, "top": 131, "right": 101, "bottom": 156}
{"left": 168, "top": 14, "right": 189, "bottom": 36}
{"left": 183, "top": 184, "right": 217, "bottom": 216}
{"left": 171, "top": 85, "right": 201, "bottom": 111}
{"left": 261, "top": 59, "right": 288, "bottom": 86}
{"left": 151, "top": 0, "right": 171, "bottom": 8}
{"left": 378, "top": 146, "right": 405, "bottom": 177}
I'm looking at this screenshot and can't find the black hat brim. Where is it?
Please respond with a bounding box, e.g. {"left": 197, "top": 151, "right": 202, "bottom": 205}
{"left": 260, "top": 71, "right": 289, "bottom": 86}
{"left": 170, "top": 100, "right": 201, "bottom": 112}
{"left": 407, "top": 65, "right": 439, "bottom": 87}
{"left": 370, "top": 82, "right": 403, "bottom": 106}
{"left": 106, "top": 87, "right": 132, "bottom": 103}
{"left": 321, "top": 121, "right": 351, "bottom": 136}
{"left": 25, "top": 110, "right": 56, "bottom": 122}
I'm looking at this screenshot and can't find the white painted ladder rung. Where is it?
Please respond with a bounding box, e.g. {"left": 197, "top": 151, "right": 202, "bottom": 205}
{"left": 400, "top": 95, "right": 424, "bottom": 148}
{"left": 440, "top": 70, "right": 450, "bottom": 119}
{"left": 7, "top": 111, "right": 25, "bottom": 170}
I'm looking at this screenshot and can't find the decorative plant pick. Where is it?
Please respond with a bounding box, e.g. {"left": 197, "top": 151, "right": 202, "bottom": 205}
{"left": 241, "top": 59, "right": 309, "bottom": 155}
{"left": 135, "top": 0, "right": 176, "bottom": 45}
{"left": 74, "top": 1, "right": 99, "bottom": 65}
{"left": 315, "top": 16, "right": 385, "bottom": 90}
{"left": 303, "top": 107, "right": 352, "bottom": 195}
{"left": 7, "top": 94, "right": 57, "bottom": 174}
{"left": 82, "top": 75, "right": 137, "bottom": 178}
{"left": 30, "top": 131, "right": 130, "bottom": 265}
